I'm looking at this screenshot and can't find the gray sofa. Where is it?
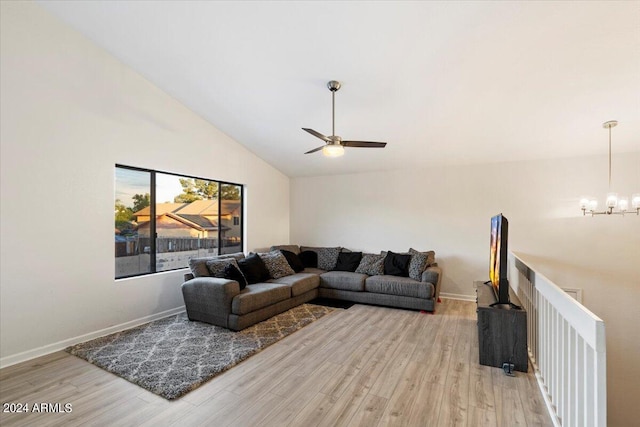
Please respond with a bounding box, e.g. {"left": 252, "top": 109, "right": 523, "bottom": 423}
{"left": 181, "top": 246, "right": 442, "bottom": 331}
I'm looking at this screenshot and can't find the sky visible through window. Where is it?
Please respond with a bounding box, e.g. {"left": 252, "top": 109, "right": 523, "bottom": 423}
{"left": 115, "top": 168, "right": 189, "bottom": 208}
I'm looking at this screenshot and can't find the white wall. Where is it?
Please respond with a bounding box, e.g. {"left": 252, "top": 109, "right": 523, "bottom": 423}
{"left": 291, "top": 154, "right": 640, "bottom": 425}
{"left": 0, "top": 3, "right": 289, "bottom": 364}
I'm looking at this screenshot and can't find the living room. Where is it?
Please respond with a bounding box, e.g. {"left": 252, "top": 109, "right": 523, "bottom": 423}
{"left": 1, "top": 1, "right": 638, "bottom": 426}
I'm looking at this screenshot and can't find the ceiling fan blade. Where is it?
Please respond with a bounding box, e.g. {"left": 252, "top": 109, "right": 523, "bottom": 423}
{"left": 302, "top": 128, "right": 331, "bottom": 142}
{"left": 304, "top": 145, "right": 326, "bottom": 154}
{"left": 342, "top": 141, "right": 387, "bottom": 148}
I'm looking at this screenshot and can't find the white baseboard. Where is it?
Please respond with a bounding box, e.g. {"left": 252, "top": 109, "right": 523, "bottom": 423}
{"left": 0, "top": 306, "right": 185, "bottom": 369}
{"left": 439, "top": 292, "right": 476, "bottom": 302}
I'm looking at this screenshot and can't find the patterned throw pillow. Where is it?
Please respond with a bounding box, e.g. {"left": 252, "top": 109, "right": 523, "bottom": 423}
{"left": 189, "top": 252, "right": 245, "bottom": 278}
{"left": 407, "top": 251, "right": 429, "bottom": 281}
{"left": 206, "top": 258, "right": 240, "bottom": 278}
{"left": 410, "top": 248, "right": 435, "bottom": 265}
{"left": 300, "top": 246, "right": 341, "bottom": 271}
{"left": 258, "top": 251, "right": 295, "bottom": 279}
{"left": 408, "top": 248, "right": 435, "bottom": 281}
{"left": 355, "top": 253, "right": 385, "bottom": 276}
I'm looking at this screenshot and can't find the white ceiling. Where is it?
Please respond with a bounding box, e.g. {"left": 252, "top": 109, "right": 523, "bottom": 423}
{"left": 38, "top": 1, "right": 639, "bottom": 177}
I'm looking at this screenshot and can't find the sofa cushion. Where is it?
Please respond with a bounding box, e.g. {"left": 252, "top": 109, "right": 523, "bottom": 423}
{"left": 320, "top": 271, "right": 367, "bottom": 292}
{"left": 365, "top": 275, "right": 434, "bottom": 299}
{"left": 300, "top": 246, "right": 341, "bottom": 271}
{"left": 188, "top": 252, "right": 245, "bottom": 278}
{"left": 271, "top": 273, "right": 320, "bottom": 297}
{"left": 383, "top": 251, "right": 411, "bottom": 277}
{"left": 334, "top": 252, "right": 363, "bottom": 272}
{"left": 270, "top": 244, "right": 300, "bottom": 255}
{"left": 280, "top": 250, "right": 305, "bottom": 273}
{"left": 231, "top": 283, "right": 291, "bottom": 315}
{"left": 258, "top": 250, "right": 296, "bottom": 279}
{"left": 302, "top": 267, "right": 326, "bottom": 275}
{"left": 237, "top": 253, "right": 271, "bottom": 284}
{"left": 355, "top": 253, "right": 385, "bottom": 276}
{"left": 299, "top": 250, "right": 318, "bottom": 268}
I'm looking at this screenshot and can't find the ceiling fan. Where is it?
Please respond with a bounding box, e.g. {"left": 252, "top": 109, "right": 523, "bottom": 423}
{"left": 303, "top": 80, "right": 387, "bottom": 157}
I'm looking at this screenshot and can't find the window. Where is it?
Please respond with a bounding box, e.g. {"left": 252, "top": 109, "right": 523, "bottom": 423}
{"left": 115, "top": 165, "right": 244, "bottom": 279}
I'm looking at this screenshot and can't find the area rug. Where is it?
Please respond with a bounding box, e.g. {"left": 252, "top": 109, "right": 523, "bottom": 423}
{"left": 66, "top": 303, "right": 334, "bottom": 400}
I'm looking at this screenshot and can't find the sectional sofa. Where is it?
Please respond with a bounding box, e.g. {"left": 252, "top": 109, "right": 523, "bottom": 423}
{"left": 181, "top": 245, "right": 442, "bottom": 331}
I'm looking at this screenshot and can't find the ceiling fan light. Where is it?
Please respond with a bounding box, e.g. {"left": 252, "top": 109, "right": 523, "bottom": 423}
{"left": 322, "top": 144, "right": 344, "bottom": 157}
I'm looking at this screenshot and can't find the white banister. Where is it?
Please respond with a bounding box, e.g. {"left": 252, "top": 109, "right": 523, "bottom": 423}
{"left": 508, "top": 252, "right": 606, "bottom": 427}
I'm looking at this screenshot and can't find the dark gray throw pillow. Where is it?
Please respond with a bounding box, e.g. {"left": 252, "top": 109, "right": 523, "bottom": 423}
{"left": 334, "top": 252, "right": 363, "bottom": 272}
{"left": 299, "top": 250, "right": 318, "bottom": 269}
{"left": 281, "top": 250, "right": 305, "bottom": 273}
{"left": 224, "top": 263, "right": 248, "bottom": 290}
{"left": 237, "top": 253, "right": 270, "bottom": 284}
{"left": 384, "top": 251, "right": 411, "bottom": 277}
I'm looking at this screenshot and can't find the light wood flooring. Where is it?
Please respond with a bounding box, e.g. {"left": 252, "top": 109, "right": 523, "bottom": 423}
{"left": 0, "top": 299, "right": 552, "bottom": 426}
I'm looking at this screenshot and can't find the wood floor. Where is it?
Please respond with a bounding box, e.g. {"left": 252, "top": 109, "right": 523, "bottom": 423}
{"left": 0, "top": 299, "right": 552, "bottom": 426}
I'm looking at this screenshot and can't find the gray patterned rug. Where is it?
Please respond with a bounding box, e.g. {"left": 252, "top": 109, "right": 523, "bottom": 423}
{"left": 66, "top": 304, "right": 334, "bottom": 400}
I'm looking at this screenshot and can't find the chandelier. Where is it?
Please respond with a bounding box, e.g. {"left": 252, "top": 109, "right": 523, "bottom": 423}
{"left": 580, "top": 120, "right": 639, "bottom": 216}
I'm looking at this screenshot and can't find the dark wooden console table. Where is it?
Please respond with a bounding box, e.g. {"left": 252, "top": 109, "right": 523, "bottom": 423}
{"left": 475, "top": 281, "right": 528, "bottom": 372}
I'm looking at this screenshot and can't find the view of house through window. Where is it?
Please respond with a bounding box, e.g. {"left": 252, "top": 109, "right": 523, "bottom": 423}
{"left": 115, "top": 165, "right": 243, "bottom": 279}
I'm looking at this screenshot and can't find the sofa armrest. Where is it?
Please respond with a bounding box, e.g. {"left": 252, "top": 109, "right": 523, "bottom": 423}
{"left": 181, "top": 277, "right": 240, "bottom": 328}
{"left": 421, "top": 265, "right": 442, "bottom": 302}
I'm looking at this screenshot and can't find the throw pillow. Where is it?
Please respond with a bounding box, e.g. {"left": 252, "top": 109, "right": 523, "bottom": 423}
{"left": 224, "top": 263, "right": 248, "bottom": 290}
{"left": 300, "top": 246, "right": 341, "bottom": 271}
{"left": 188, "top": 252, "right": 245, "bottom": 278}
{"left": 299, "top": 250, "right": 318, "bottom": 268}
{"left": 406, "top": 250, "right": 429, "bottom": 281}
{"left": 237, "top": 253, "right": 270, "bottom": 284}
{"left": 384, "top": 251, "right": 411, "bottom": 277}
{"left": 334, "top": 252, "right": 363, "bottom": 272}
{"left": 205, "top": 258, "right": 240, "bottom": 278}
{"left": 188, "top": 257, "right": 211, "bottom": 278}
{"left": 281, "top": 250, "right": 305, "bottom": 273}
{"left": 355, "top": 253, "right": 385, "bottom": 276}
{"left": 258, "top": 250, "right": 295, "bottom": 279}
{"left": 409, "top": 248, "right": 435, "bottom": 266}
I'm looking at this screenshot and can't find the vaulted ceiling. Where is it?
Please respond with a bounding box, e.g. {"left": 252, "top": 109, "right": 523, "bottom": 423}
{"left": 38, "top": 1, "right": 639, "bottom": 177}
